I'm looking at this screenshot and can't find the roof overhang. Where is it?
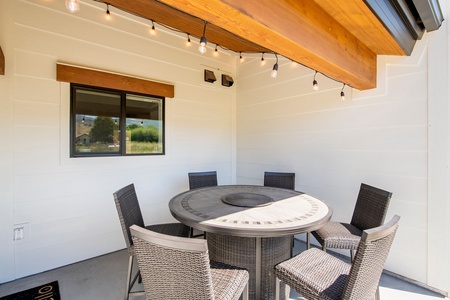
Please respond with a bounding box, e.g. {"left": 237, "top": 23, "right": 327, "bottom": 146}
{"left": 94, "top": 0, "right": 443, "bottom": 90}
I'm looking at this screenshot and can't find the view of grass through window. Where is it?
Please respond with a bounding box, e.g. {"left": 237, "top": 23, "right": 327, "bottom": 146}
{"left": 72, "top": 86, "right": 164, "bottom": 156}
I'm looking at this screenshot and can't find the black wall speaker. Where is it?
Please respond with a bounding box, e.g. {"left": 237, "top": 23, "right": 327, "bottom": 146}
{"left": 222, "top": 74, "right": 234, "bottom": 87}
{"left": 204, "top": 69, "right": 216, "bottom": 83}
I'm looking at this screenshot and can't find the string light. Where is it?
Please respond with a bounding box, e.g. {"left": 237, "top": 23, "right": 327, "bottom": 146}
{"left": 271, "top": 54, "right": 279, "bottom": 78}
{"left": 340, "top": 83, "right": 346, "bottom": 100}
{"left": 198, "top": 22, "right": 208, "bottom": 54}
{"left": 105, "top": 3, "right": 111, "bottom": 20}
{"left": 150, "top": 20, "right": 156, "bottom": 34}
{"left": 186, "top": 34, "right": 191, "bottom": 46}
{"left": 91, "top": 1, "right": 352, "bottom": 97}
{"left": 313, "top": 71, "right": 319, "bottom": 91}
{"left": 214, "top": 44, "right": 218, "bottom": 56}
{"left": 65, "top": 0, "right": 80, "bottom": 13}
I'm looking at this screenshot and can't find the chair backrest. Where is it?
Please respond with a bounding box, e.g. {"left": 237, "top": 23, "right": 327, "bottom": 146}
{"left": 113, "top": 184, "right": 145, "bottom": 251}
{"left": 263, "top": 172, "right": 295, "bottom": 190}
{"left": 130, "top": 225, "right": 214, "bottom": 299}
{"left": 188, "top": 171, "right": 218, "bottom": 190}
{"left": 350, "top": 183, "right": 392, "bottom": 231}
{"left": 342, "top": 215, "right": 400, "bottom": 300}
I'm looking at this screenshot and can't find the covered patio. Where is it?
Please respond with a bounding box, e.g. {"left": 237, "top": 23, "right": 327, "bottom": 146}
{"left": 0, "top": 0, "right": 449, "bottom": 298}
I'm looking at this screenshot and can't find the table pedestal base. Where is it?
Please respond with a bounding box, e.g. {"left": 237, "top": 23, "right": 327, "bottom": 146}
{"left": 207, "top": 233, "right": 291, "bottom": 300}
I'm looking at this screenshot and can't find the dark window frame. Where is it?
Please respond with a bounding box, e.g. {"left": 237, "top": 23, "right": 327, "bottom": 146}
{"left": 70, "top": 83, "right": 165, "bottom": 157}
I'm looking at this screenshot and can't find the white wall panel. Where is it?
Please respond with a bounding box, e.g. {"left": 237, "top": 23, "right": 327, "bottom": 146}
{"left": 235, "top": 27, "right": 432, "bottom": 285}
{"left": 0, "top": 0, "right": 236, "bottom": 281}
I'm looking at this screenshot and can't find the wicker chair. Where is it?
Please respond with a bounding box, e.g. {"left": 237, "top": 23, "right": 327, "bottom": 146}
{"left": 263, "top": 172, "right": 296, "bottom": 256}
{"left": 188, "top": 171, "right": 218, "bottom": 238}
{"left": 263, "top": 172, "right": 295, "bottom": 190}
{"left": 276, "top": 215, "right": 400, "bottom": 300}
{"left": 130, "top": 225, "right": 249, "bottom": 300}
{"left": 188, "top": 171, "right": 218, "bottom": 190}
{"left": 113, "top": 184, "right": 190, "bottom": 300}
{"left": 309, "top": 183, "right": 392, "bottom": 261}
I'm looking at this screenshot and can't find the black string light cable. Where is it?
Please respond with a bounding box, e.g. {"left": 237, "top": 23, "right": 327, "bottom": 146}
{"left": 87, "top": 0, "right": 351, "bottom": 96}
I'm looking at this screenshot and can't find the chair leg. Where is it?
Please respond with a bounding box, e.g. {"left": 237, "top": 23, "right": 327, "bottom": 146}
{"left": 290, "top": 236, "right": 294, "bottom": 257}
{"left": 375, "top": 286, "right": 380, "bottom": 300}
{"left": 242, "top": 282, "right": 249, "bottom": 300}
{"left": 124, "top": 255, "right": 133, "bottom": 300}
{"left": 350, "top": 249, "right": 354, "bottom": 262}
{"left": 306, "top": 232, "right": 311, "bottom": 249}
{"left": 275, "top": 277, "right": 281, "bottom": 300}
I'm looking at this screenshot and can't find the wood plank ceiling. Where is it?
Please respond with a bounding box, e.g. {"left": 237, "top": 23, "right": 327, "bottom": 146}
{"left": 97, "top": 0, "right": 414, "bottom": 90}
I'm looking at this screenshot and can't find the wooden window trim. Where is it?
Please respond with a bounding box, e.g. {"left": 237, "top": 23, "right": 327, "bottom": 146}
{"left": 0, "top": 46, "right": 5, "bottom": 75}
{"left": 56, "top": 63, "right": 174, "bottom": 98}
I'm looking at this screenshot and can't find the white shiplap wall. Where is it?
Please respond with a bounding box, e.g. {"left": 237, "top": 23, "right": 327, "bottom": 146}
{"left": 0, "top": 0, "right": 236, "bottom": 282}
{"left": 235, "top": 19, "right": 448, "bottom": 292}
{"left": 1, "top": 0, "right": 449, "bottom": 294}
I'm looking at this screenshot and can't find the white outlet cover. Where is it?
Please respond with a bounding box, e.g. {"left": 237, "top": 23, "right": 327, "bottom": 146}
{"left": 13, "top": 223, "right": 29, "bottom": 242}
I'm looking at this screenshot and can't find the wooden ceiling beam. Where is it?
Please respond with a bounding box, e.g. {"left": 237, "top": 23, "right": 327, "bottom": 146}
{"left": 155, "top": 0, "right": 378, "bottom": 90}
{"left": 104, "top": 0, "right": 271, "bottom": 53}
{"left": 313, "top": 0, "right": 407, "bottom": 56}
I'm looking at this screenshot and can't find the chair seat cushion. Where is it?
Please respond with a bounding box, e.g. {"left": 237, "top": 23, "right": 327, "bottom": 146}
{"left": 210, "top": 261, "right": 249, "bottom": 300}
{"left": 276, "top": 248, "right": 350, "bottom": 300}
{"left": 312, "top": 222, "right": 362, "bottom": 250}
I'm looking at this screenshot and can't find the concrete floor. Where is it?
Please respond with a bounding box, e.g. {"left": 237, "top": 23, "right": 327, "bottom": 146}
{"left": 0, "top": 240, "right": 447, "bottom": 300}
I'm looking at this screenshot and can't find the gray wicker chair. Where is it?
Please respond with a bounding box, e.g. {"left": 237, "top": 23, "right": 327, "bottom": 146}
{"left": 309, "top": 183, "right": 392, "bottom": 261}
{"left": 263, "top": 171, "right": 295, "bottom": 190}
{"left": 276, "top": 215, "right": 400, "bottom": 300}
{"left": 188, "top": 171, "right": 218, "bottom": 190}
{"left": 130, "top": 225, "right": 249, "bottom": 300}
{"left": 188, "top": 171, "right": 218, "bottom": 238}
{"left": 113, "top": 184, "right": 190, "bottom": 300}
{"left": 263, "top": 171, "right": 296, "bottom": 256}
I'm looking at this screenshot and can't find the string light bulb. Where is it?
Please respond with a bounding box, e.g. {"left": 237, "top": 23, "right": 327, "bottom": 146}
{"left": 186, "top": 34, "right": 191, "bottom": 46}
{"left": 198, "top": 22, "right": 208, "bottom": 54}
{"left": 214, "top": 44, "right": 218, "bottom": 55}
{"left": 340, "top": 83, "right": 346, "bottom": 100}
{"left": 261, "top": 53, "right": 265, "bottom": 65}
{"left": 271, "top": 54, "right": 279, "bottom": 78}
{"left": 105, "top": 3, "right": 111, "bottom": 20}
{"left": 150, "top": 20, "right": 156, "bottom": 34}
{"left": 313, "top": 71, "right": 319, "bottom": 91}
{"left": 65, "top": 0, "right": 80, "bottom": 13}
{"left": 239, "top": 52, "right": 243, "bottom": 63}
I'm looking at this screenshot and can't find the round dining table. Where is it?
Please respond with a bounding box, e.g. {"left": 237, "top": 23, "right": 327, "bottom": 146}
{"left": 169, "top": 185, "right": 332, "bottom": 300}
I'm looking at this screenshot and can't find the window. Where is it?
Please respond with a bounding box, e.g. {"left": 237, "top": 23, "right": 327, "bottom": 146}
{"left": 70, "top": 85, "right": 164, "bottom": 157}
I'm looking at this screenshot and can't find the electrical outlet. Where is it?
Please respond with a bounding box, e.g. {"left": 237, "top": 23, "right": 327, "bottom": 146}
{"left": 13, "top": 223, "right": 29, "bottom": 241}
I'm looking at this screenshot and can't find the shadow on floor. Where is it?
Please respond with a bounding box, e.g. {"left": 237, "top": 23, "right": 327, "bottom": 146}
{"left": 0, "top": 239, "right": 447, "bottom": 300}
